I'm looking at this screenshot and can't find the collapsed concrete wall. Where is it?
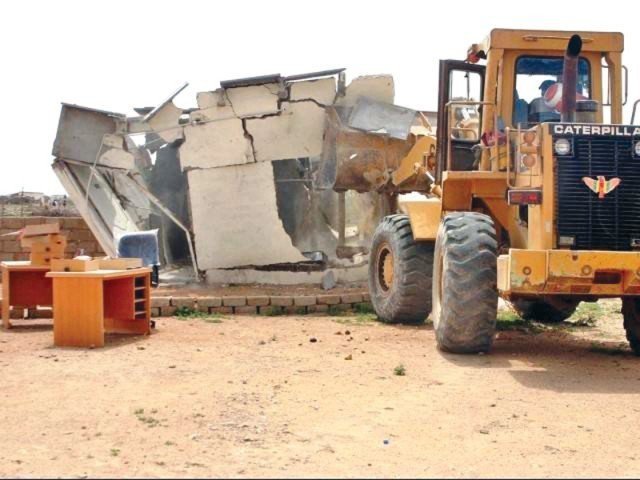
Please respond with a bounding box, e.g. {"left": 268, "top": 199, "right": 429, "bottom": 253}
{"left": 51, "top": 69, "right": 409, "bottom": 285}
{"left": 187, "top": 163, "right": 307, "bottom": 270}
{"left": 182, "top": 72, "right": 395, "bottom": 279}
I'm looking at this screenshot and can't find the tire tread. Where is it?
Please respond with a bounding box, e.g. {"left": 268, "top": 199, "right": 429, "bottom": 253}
{"left": 368, "top": 215, "right": 434, "bottom": 324}
{"left": 433, "top": 212, "right": 498, "bottom": 353}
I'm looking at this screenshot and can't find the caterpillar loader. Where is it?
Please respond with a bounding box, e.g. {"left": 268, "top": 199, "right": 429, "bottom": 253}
{"left": 324, "top": 29, "right": 640, "bottom": 354}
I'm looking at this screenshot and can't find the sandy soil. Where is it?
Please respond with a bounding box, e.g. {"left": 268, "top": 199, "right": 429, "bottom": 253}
{"left": 2, "top": 306, "right": 640, "bottom": 478}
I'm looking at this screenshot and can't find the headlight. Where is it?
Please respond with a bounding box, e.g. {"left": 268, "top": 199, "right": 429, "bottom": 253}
{"left": 634, "top": 141, "right": 640, "bottom": 157}
{"left": 522, "top": 131, "right": 537, "bottom": 146}
{"left": 554, "top": 138, "right": 572, "bottom": 156}
{"left": 521, "top": 154, "right": 537, "bottom": 169}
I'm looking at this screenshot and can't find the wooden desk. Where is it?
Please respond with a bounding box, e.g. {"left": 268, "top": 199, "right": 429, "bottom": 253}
{"left": 1, "top": 261, "right": 53, "bottom": 329}
{"left": 46, "top": 268, "right": 152, "bottom": 348}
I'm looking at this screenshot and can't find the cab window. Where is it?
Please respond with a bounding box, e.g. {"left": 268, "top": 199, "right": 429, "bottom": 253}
{"left": 513, "top": 56, "right": 591, "bottom": 127}
{"left": 449, "top": 69, "right": 482, "bottom": 141}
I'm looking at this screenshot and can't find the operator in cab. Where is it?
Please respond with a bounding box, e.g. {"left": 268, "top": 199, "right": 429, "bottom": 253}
{"left": 528, "top": 79, "right": 558, "bottom": 123}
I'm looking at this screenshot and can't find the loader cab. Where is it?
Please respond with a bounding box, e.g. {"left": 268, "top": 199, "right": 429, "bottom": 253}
{"left": 434, "top": 30, "right": 626, "bottom": 181}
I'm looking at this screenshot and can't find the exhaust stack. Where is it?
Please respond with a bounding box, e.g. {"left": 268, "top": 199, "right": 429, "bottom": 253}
{"left": 561, "top": 34, "right": 583, "bottom": 123}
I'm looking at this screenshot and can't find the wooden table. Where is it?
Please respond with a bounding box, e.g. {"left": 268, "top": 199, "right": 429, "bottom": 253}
{"left": 1, "top": 261, "right": 53, "bottom": 329}
{"left": 46, "top": 268, "right": 152, "bottom": 348}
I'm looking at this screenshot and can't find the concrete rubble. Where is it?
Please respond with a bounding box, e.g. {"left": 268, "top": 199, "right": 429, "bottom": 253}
{"left": 51, "top": 69, "right": 427, "bottom": 285}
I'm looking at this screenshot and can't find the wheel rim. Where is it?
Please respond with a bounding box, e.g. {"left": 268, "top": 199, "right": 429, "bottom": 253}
{"left": 377, "top": 244, "right": 394, "bottom": 293}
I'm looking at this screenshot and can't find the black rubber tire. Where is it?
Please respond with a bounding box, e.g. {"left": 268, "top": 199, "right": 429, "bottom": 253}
{"left": 511, "top": 297, "right": 580, "bottom": 324}
{"left": 368, "top": 215, "right": 434, "bottom": 324}
{"left": 432, "top": 212, "right": 498, "bottom": 353}
{"left": 622, "top": 298, "right": 640, "bottom": 356}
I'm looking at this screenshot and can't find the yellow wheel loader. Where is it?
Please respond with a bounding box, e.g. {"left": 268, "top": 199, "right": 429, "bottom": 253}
{"left": 324, "top": 29, "right": 640, "bottom": 354}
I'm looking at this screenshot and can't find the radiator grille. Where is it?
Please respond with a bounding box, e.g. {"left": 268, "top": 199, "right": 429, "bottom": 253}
{"left": 555, "top": 136, "right": 640, "bottom": 251}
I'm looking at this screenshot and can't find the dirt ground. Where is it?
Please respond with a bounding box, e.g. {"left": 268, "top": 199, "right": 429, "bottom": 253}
{"left": 2, "top": 301, "right": 640, "bottom": 478}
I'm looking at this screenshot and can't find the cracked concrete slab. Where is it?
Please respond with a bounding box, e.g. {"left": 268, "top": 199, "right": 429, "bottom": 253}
{"left": 226, "top": 83, "right": 281, "bottom": 117}
{"left": 336, "top": 74, "right": 395, "bottom": 107}
{"left": 246, "top": 101, "right": 325, "bottom": 162}
{"left": 180, "top": 119, "right": 255, "bottom": 169}
{"left": 53, "top": 104, "right": 127, "bottom": 166}
{"left": 98, "top": 148, "right": 135, "bottom": 170}
{"left": 187, "top": 162, "right": 307, "bottom": 270}
{"left": 189, "top": 105, "right": 236, "bottom": 123}
{"left": 196, "top": 90, "right": 223, "bottom": 109}
{"left": 191, "top": 84, "right": 281, "bottom": 123}
{"left": 290, "top": 77, "right": 336, "bottom": 105}
{"left": 147, "top": 100, "right": 184, "bottom": 144}
{"left": 98, "top": 134, "right": 136, "bottom": 170}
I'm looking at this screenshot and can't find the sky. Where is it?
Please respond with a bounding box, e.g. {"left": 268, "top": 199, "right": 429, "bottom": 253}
{"left": 1, "top": 0, "right": 638, "bottom": 195}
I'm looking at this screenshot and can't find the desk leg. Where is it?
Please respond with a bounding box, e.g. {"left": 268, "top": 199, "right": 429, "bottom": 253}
{"left": 53, "top": 277, "right": 105, "bottom": 348}
{"left": 2, "top": 268, "right": 10, "bottom": 329}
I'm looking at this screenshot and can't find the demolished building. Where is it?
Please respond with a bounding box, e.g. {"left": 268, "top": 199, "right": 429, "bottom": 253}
{"left": 52, "top": 69, "right": 433, "bottom": 285}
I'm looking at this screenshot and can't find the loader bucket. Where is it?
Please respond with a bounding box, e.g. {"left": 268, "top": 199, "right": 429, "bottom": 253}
{"left": 314, "top": 106, "right": 421, "bottom": 193}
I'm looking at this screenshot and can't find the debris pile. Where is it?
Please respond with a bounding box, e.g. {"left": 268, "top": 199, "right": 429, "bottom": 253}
{"left": 52, "top": 69, "right": 427, "bottom": 284}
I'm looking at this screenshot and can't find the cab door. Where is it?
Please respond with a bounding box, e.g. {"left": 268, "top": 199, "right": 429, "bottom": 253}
{"left": 436, "top": 60, "right": 485, "bottom": 181}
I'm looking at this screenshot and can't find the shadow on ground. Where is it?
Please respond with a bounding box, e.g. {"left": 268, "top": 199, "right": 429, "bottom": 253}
{"left": 441, "top": 328, "right": 640, "bottom": 394}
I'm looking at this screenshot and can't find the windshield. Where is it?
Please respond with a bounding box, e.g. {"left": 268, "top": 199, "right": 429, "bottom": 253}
{"left": 513, "top": 56, "right": 591, "bottom": 127}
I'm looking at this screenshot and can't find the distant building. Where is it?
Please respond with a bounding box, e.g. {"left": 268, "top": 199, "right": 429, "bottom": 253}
{"left": 8, "top": 191, "right": 46, "bottom": 205}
